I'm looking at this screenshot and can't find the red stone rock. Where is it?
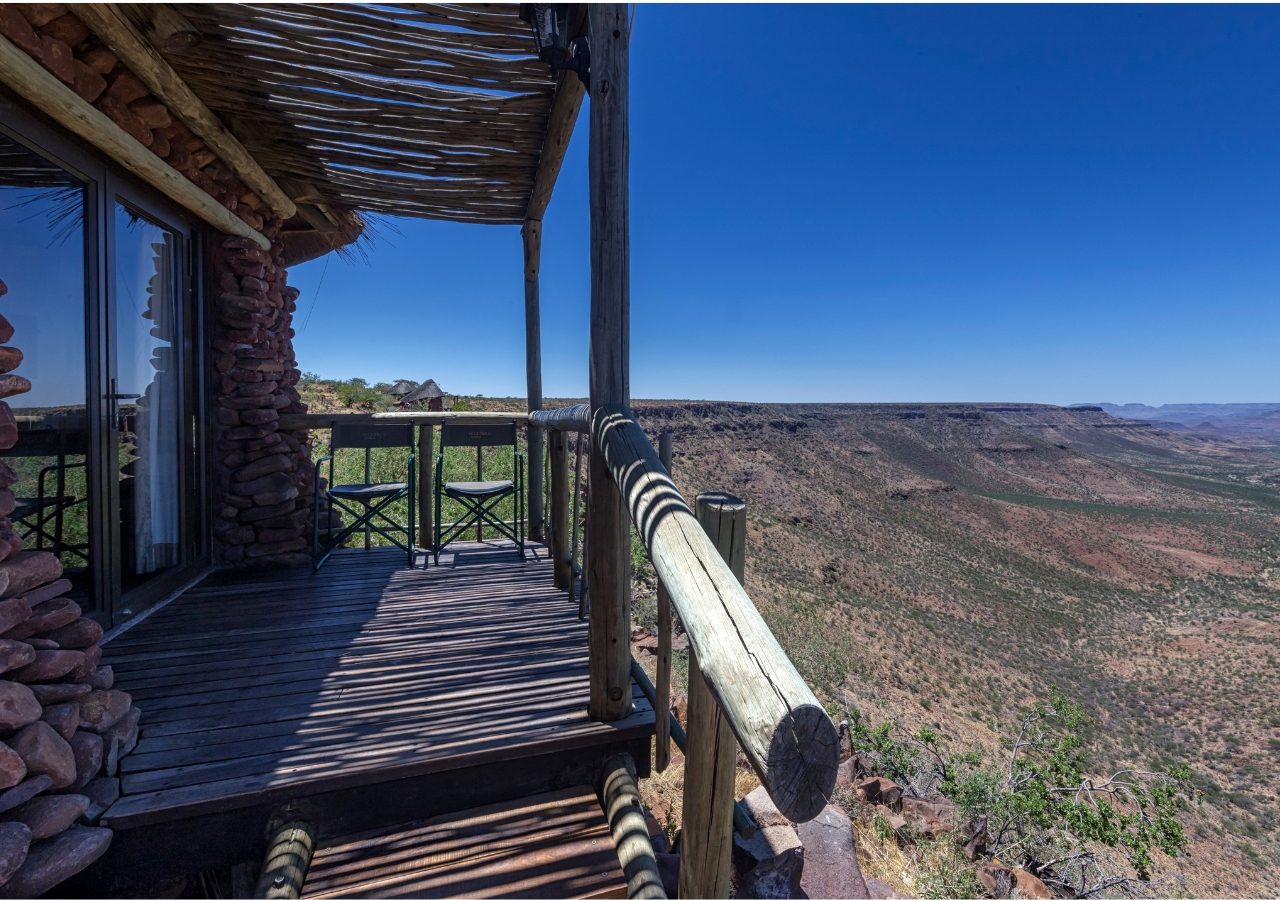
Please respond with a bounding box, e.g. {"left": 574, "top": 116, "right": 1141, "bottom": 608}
{"left": 9, "top": 650, "right": 83, "bottom": 684}
{"left": 129, "top": 97, "right": 172, "bottom": 129}
{"left": 0, "top": 602, "right": 27, "bottom": 638}
{"left": 0, "top": 683, "right": 40, "bottom": 733}
{"left": 69, "top": 643, "right": 100, "bottom": 682}
{"left": 7, "top": 722, "right": 74, "bottom": 789}
{"left": 13, "top": 4, "right": 67, "bottom": 28}
{"left": 65, "top": 732, "right": 102, "bottom": 791}
{"left": 15, "top": 579, "right": 69, "bottom": 608}
{"left": 103, "top": 707, "right": 140, "bottom": 776}
{"left": 0, "top": 746, "right": 24, "bottom": 792}
{"left": 80, "top": 44, "right": 118, "bottom": 75}
{"left": 5, "top": 596, "right": 79, "bottom": 638}
{"left": 0, "top": 824, "right": 111, "bottom": 897}
{"left": 97, "top": 96, "right": 153, "bottom": 147}
{"left": 0, "top": 821, "right": 29, "bottom": 888}
{"left": 0, "top": 348, "right": 21, "bottom": 375}
{"left": 38, "top": 13, "right": 89, "bottom": 47}
{"left": 797, "top": 804, "right": 869, "bottom": 900}
{"left": 27, "top": 684, "right": 88, "bottom": 706}
{"left": 0, "top": 8, "right": 42, "bottom": 59}
{"left": 5, "top": 794, "right": 88, "bottom": 841}
{"left": 855, "top": 776, "right": 904, "bottom": 807}
{"left": 71, "top": 59, "right": 107, "bottom": 104}
{"left": 76, "top": 691, "right": 131, "bottom": 734}
{"left": 0, "top": 777, "right": 48, "bottom": 816}
{"left": 38, "top": 35, "right": 75, "bottom": 85}
{"left": 41, "top": 618, "right": 101, "bottom": 651}
{"left": 0, "top": 553, "right": 63, "bottom": 601}
{"left": 0, "top": 378, "right": 29, "bottom": 402}
{"left": 79, "top": 777, "right": 118, "bottom": 824}
{"left": 0, "top": 642, "right": 34, "bottom": 676}
{"left": 105, "top": 69, "right": 148, "bottom": 104}
{"left": 89, "top": 666, "right": 113, "bottom": 691}
{"left": 0, "top": 404, "right": 16, "bottom": 453}
{"left": 38, "top": 704, "right": 77, "bottom": 742}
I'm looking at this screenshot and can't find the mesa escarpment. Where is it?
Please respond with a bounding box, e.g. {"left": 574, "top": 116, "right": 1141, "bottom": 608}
{"left": 621, "top": 399, "right": 1279, "bottom": 896}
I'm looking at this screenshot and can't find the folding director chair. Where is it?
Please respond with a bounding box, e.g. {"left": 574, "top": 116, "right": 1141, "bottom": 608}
{"left": 434, "top": 422, "right": 524, "bottom": 565}
{"left": 312, "top": 422, "right": 415, "bottom": 571}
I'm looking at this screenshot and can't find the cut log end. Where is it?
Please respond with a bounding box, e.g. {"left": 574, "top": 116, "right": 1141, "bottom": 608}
{"left": 766, "top": 703, "right": 840, "bottom": 823}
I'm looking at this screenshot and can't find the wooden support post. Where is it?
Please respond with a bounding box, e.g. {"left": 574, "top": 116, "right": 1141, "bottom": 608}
{"left": 655, "top": 430, "right": 674, "bottom": 773}
{"left": 602, "top": 753, "right": 669, "bottom": 899}
{"left": 523, "top": 219, "right": 545, "bottom": 543}
{"left": 679, "top": 493, "right": 747, "bottom": 900}
{"left": 418, "top": 425, "right": 433, "bottom": 550}
{"left": 253, "top": 820, "right": 316, "bottom": 899}
{"left": 549, "top": 429, "right": 571, "bottom": 589}
{"left": 586, "top": 4, "right": 633, "bottom": 722}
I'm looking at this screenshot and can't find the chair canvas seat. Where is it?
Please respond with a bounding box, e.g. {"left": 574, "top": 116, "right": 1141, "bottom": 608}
{"left": 330, "top": 482, "right": 408, "bottom": 501}
{"left": 444, "top": 480, "right": 514, "bottom": 499}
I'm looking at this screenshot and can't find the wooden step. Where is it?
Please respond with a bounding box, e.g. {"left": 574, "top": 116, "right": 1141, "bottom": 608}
{"left": 301, "top": 786, "right": 627, "bottom": 899}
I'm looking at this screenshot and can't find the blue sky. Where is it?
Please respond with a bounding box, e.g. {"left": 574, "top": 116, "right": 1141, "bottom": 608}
{"left": 288, "top": 4, "right": 1280, "bottom": 405}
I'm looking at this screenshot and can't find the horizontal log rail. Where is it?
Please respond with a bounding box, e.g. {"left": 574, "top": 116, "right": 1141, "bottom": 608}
{"left": 278, "top": 410, "right": 529, "bottom": 430}
{"left": 529, "top": 403, "right": 589, "bottom": 433}
{"left": 589, "top": 404, "right": 838, "bottom": 822}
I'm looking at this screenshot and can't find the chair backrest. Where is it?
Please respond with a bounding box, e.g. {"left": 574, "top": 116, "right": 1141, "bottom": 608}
{"left": 330, "top": 422, "right": 415, "bottom": 450}
{"left": 440, "top": 422, "right": 517, "bottom": 449}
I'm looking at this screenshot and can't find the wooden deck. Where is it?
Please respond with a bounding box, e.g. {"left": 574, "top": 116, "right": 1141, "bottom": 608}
{"left": 94, "top": 542, "right": 653, "bottom": 882}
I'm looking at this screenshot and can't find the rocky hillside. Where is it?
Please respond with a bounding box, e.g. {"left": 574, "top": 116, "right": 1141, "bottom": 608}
{"left": 625, "top": 401, "right": 1279, "bottom": 897}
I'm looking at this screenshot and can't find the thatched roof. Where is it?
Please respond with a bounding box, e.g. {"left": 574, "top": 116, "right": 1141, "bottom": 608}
{"left": 397, "top": 378, "right": 445, "bottom": 405}
{"left": 387, "top": 379, "right": 419, "bottom": 397}
{"left": 148, "top": 3, "right": 562, "bottom": 226}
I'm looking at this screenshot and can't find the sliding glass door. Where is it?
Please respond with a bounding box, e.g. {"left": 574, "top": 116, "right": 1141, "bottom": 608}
{"left": 110, "top": 203, "right": 190, "bottom": 599}
{"left": 0, "top": 111, "right": 205, "bottom": 626}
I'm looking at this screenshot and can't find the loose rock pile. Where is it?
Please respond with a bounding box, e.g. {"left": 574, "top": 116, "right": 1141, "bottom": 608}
{"left": 0, "top": 3, "right": 318, "bottom": 568}
{"left": 0, "top": 283, "right": 137, "bottom": 894}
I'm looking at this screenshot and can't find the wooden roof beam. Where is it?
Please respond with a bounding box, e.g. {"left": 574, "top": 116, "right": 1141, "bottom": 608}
{"left": 0, "top": 34, "right": 270, "bottom": 249}
{"left": 524, "top": 68, "right": 585, "bottom": 222}
{"left": 74, "top": 4, "right": 298, "bottom": 220}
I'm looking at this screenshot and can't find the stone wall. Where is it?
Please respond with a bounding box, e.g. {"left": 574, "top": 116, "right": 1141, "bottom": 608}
{"left": 0, "top": 4, "right": 316, "bottom": 567}
{"left": 0, "top": 279, "right": 135, "bottom": 896}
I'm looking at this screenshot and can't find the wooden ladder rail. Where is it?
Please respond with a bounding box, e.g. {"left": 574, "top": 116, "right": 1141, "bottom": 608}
{"left": 534, "top": 403, "right": 839, "bottom": 897}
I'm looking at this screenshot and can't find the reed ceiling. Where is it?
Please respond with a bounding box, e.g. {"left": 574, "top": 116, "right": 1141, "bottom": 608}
{"left": 145, "top": 3, "right": 558, "bottom": 225}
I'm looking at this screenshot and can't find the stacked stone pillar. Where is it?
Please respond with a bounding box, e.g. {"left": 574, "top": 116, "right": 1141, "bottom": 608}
{"left": 209, "top": 229, "right": 314, "bottom": 566}
{"left": 0, "top": 280, "right": 136, "bottom": 895}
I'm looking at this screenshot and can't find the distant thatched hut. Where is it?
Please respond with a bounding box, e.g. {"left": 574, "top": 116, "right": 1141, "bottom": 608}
{"left": 397, "top": 379, "right": 445, "bottom": 411}
{"left": 387, "top": 379, "right": 418, "bottom": 398}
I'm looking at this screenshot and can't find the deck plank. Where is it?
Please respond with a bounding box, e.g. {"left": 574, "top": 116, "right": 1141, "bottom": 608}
{"left": 101, "top": 544, "right": 653, "bottom": 831}
{"left": 302, "top": 786, "right": 626, "bottom": 899}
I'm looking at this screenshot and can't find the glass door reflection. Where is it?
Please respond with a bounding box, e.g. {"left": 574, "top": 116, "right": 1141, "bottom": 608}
{"left": 0, "top": 132, "right": 95, "bottom": 606}
{"left": 111, "top": 204, "right": 184, "bottom": 593}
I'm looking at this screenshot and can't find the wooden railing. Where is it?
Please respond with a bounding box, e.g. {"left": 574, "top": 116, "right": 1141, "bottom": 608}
{"left": 534, "top": 403, "right": 839, "bottom": 897}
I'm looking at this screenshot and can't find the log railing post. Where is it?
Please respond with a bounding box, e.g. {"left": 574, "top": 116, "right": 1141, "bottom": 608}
{"left": 549, "top": 428, "right": 571, "bottom": 589}
{"left": 679, "top": 493, "right": 746, "bottom": 900}
{"left": 253, "top": 820, "right": 316, "bottom": 899}
{"left": 586, "top": 3, "right": 633, "bottom": 722}
{"left": 417, "top": 424, "right": 433, "bottom": 551}
{"left": 602, "top": 753, "right": 668, "bottom": 899}
{"left": 522, "top": 218, "right": 545, "bottom": 542}
{"left": 655, "top": 430, "right": 674, "bottom": 772}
